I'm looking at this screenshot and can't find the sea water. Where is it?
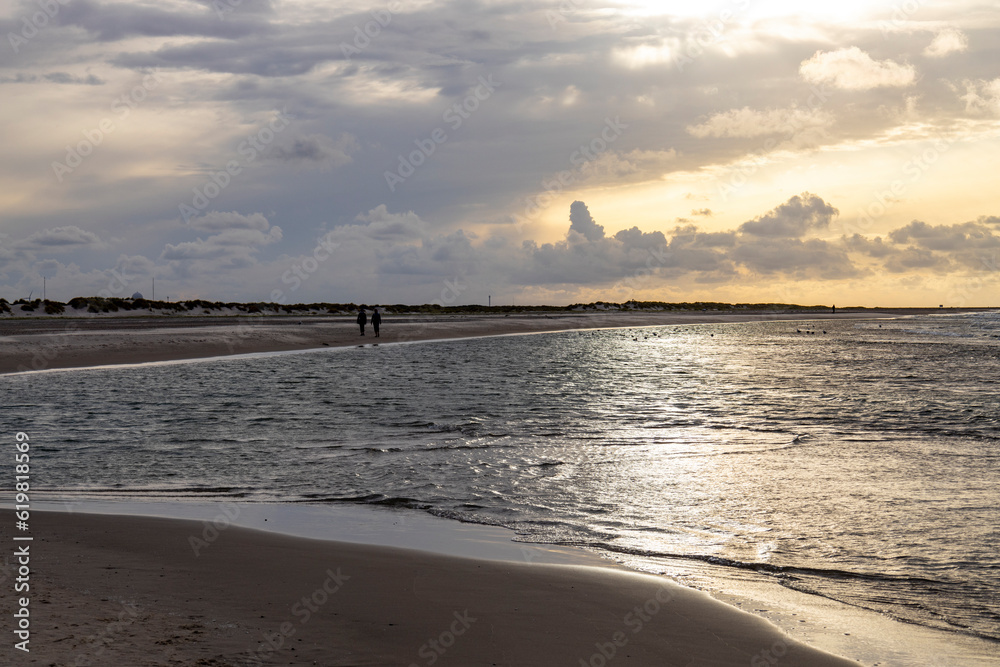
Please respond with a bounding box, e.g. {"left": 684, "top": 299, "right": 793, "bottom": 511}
{"left": 3, "top": 312, "right": 999, "bottom": 644}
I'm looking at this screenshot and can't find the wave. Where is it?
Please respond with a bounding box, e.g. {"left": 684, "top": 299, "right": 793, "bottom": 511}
{"left": 555, "top": 541, "right": 949, "bottom": 586}
{"left": 295, "top": 493, "right": 432, "bottom": 510}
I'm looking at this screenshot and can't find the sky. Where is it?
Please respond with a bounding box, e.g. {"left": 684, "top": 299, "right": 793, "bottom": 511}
{"left": 1, "top": 0, "right": 999, "bottom": 307}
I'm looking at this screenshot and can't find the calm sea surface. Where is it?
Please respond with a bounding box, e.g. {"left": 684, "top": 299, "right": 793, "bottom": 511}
{"left": 4, "top": 313, "right": 999, "bottom": 642}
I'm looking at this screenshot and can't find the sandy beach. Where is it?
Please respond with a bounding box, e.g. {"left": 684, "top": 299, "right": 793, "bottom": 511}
{"left": 0, "top": 309, "right": 961, "bottom": 375}
{"left": 6, "top": 510, "right": 859, "bottom": 666}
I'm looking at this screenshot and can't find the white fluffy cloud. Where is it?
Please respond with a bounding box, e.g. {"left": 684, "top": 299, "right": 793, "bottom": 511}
{"left": 924, "top": 29, "right": 968, "bottom": 58}
{"left": 960, "top": 78, "right": 1000, "bottom": 114}
{"left": 799, "top": 47, "right": 916, "bottom": 90}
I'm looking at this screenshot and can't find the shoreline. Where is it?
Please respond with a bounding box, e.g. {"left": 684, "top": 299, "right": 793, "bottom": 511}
{"left": 8, "top": 508, "right": 861, "bottom": 666}
{"left": 12, "top": 500, "right": 998, "bottom": 666}
{"left": 3, "top": 308, "right": 988, "bottom": 375}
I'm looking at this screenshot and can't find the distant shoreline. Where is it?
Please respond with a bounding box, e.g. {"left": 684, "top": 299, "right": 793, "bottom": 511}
{"left": 2, "top": 308, "right": 993, "bottom": 375}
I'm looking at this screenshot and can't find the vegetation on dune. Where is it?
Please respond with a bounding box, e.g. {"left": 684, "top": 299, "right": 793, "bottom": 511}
{"left": 0, "top": 295, "right": 855, "bottom": 317}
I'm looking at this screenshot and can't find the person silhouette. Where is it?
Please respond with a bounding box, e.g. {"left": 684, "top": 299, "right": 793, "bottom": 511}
{"left": 357, "top": 308, "right": 367, "bottom": 336}
{"left": 371, "top": 308, "right": 381, "bottom": 338}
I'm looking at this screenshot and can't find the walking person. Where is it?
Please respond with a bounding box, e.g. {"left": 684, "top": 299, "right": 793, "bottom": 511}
{"left": 357, "top": 307, "right": 367, "bottom": 336}
{"left": 371, "top": 308, "right": 381, "bottom": 338}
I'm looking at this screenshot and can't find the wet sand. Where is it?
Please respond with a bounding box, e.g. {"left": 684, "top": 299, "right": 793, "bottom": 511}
{"left": 0, "top": 309, "right": 953, "bottom": 374}
{"left": 7, "top": 510, "right": 859, "bottom": 666}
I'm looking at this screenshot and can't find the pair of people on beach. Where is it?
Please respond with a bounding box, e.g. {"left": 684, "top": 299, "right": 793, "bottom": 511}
{"left": 357, "top": 308, "right": 381, "bottom": 337}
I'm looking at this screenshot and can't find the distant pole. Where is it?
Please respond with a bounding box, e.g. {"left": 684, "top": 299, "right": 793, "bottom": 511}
{"left": 43, "top": 277, "right": 46, "bottom": 301}
{"left": 152, "top": 278, "right": 155, "bottom": 300}
{"left": 488, "top": 295, "right": 491, "bottom": 308}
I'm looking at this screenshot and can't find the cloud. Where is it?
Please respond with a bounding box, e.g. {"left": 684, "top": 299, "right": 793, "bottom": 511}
{"left": 340, "top": 205, "right": 427, "bottom": 242}
{"left": 568, "top": 201, "right": 605, "bottom": 242}
{"left": 161, "top": 212, "right": 282, "bottom": 266}
{"left": 687, "top": 106, "right": 833, "bottom": 138}
{"left": 188, "top": 211, "right": 271, "bottom": 232}
{"left": 0, "top": 72, "right": 105, "bottom": 85}
{"left": 844, "top": 234, "right": 896, "bottom": 258}
{"left": 512, "top": 195, "right": 856, "bottom": 287}
{"left": 16, "top": 226, "right": 103, "bottom": 250}
{"left": 924, "top": 29, "right": 968, "bottom": 58}
{"left": 376, "top": 230, "right": 479, "bottom": 277}
{"left": 884, "top": 246, "right": 952, "bottom": 273}
{"left": 888, "top": 220, "right": 1000, "bottom": 251}
{"left": 799, "top": 47, "right": 916, "bottom": 90}
{"left": 960, "top": 78, "right": 1000, "bottom": 114}
{"left": 738, "top": 193, "right": 839, "bottom": 238}
{"left": 886, "top": 219, "right": 1000, "bottom": 270}
{"left": 115, "top": 254, "right": 156, "bottom": 277}
{"left": 4, "top": 0, "right": 1000, "bottom": 306}
{"left": 731, "top": 237, "right": 858, "bottom": 279}
{"left": 269, "top": 133, "right": 359, "bottom": 168}
{"left": 56, "top": 0, "right": 273, "bottom": 42}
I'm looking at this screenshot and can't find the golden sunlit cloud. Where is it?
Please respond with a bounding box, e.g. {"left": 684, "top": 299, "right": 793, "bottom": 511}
{"left": 799, "top": 47, "right": 916, "bottom": 90}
